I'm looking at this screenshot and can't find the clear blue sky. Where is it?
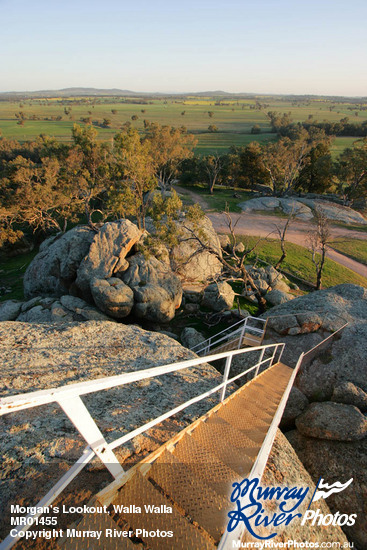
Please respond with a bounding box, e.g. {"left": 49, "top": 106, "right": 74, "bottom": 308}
{"left": 1, "top": 0, "right": 366, "bottom": 96}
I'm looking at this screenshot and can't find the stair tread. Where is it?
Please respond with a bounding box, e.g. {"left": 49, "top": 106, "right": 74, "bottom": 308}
{"left": 190, "top": 419, "right": 256, "bottom": 476}
{"left": 112, "top": 471, "right": 214, "bottom": 550}
{"left": 149, "top": 449, "right": 228, "bottom": 541}
{"left": 208, "top": 414, "right": 267, "bottom": 445}
{"left": 172, "top": 433, "right": 241, "bottom": 497}
{"left": 217, "top": 394, "right": 275, "bottom": 431}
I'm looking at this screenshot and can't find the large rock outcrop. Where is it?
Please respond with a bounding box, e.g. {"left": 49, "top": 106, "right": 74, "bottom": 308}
{"left": 295, "top": 401, "right": 367, "bottom": 441}
{"left": 90, "top": 278, "right": 134, "bottom": 318}
{"left": 239, "top": 196, "right": 367, "bottom": 224}
{"left": 0, "top": 295, "right": 109, "bottom": 323}
{"left": 21, "top": 219, "right": 184, "bottom": 324}
{"left": 202, "top": 281, "right": 235, "bottom": 312}
{"left": 23, "top": 226, "right": 95, "bottom": 299}
{"left": 239, "top": 196, "right": 314, "bottom": 220}
{"left": 263, "top": 284, "right": 367, "bottom": 546}
{"left": 76, "top": 219, "right": 142, "bottom": 296}
{"left": 170, "top": 215, "right": 223, "bottom": 283}
{"left": 262, "top": 284, "right": 367, "bottom": 373}
{"left": 288, "top": 430, "right": 367, "bottom": 547}
{"left": 121, "top": 254, "right": 182, "bottom": 323}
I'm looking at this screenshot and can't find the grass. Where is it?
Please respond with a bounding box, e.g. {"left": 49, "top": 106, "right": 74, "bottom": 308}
{"left": 332, "top": 221, "right": 367, "bottom": 233}
{"left": 330, "top": 238, "right": 367, "bottom": 266}
{"left": 237, "top": 236, "right": 367, "bottom": 288}
{"left": 0, "top": 250, "right": 38, "bottom": 302}
{"left": 330, "top": 136, "right": 361, "bottom": 159}
{"left": 181, "top": 184, "right": 252, "bottom": 213}
{"left": 1, "top": 95, "right": 366, "bottom": 156}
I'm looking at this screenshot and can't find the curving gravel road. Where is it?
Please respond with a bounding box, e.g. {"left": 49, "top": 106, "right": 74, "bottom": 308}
{"left": 208, "top": 211, "right": 367, "bottom": 278}
{"left": 174, "top": 185, "right": 367, "bottom": 278}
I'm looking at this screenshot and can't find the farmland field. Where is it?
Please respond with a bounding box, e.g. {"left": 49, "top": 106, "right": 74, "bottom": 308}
{"left": 0, "top": 94, "right": 366, "bottom": 155}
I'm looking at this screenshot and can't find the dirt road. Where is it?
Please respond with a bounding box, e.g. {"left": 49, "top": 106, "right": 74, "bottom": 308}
{"left": 174, "top": 185, "right": 367, "bottom": 278}
{"left": 209, "top": 212, "right": 367, "bottom": 278}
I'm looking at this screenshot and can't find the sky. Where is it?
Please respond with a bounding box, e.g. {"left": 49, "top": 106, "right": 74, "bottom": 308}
{"left": 1, "top": 0, "right": 366, "bottom": 96}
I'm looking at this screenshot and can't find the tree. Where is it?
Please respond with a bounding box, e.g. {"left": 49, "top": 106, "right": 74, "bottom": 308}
{"left": 208, "top": 124, "right": 218, "bottom": 133}
{"left": 251, "top": 124, "right": 261, "bottom": 134}
{"left": 103, "top": 118, "right": 112, "bottom": 128}
{"left": 131, "top": 115, "right": 138, "bottom": 121}
{"left": 110, "top": 127, "right": 156, "bottom": 230}
{"left": 64, "top": 124, "right": 111, "bottom": 227}
{"left": 0, "top": 155, "right": 76, "bottom": 237}
{"left": 334, "top": 138, "right": 367, "bottom": 204}
{"left": 297, "top": 140, "right": 333, "bottom": 193}
{"left": 274, "top": 213, "right": 294, "bottom": 269}
{"left": 178, "top": 205, "right": 268, "bottom": 312}
{"left": 227, "top": 143, "right": 269, "bottom": 189}
{"left": 201, "top": 154, "right": 223, "bottom": 194}
{"left": 143, "top": 122, "right": 197, "bottom": 192}
{"left": 261, "top": 133, "right": 310, "bottom": 195}
{"left": 208, "top": 111, "right": 214, "bottom": 118}
{"left": 307, "top": 208, "right": 331, "bottom": 290}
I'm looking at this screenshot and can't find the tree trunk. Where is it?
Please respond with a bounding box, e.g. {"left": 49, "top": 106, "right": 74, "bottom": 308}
{"left": 316, "top": 247, "right": 326, "bottom": 290}
{"left": 275, "top": 252, "right": 286, "bottom": 270}
{"left": 241, "top": 267, "right": 267, "bottom": 313}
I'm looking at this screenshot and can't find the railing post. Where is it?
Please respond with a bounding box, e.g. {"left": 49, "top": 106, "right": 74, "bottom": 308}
{"left": 220, "top": 355, "right": 233, "bottom": 402}
{"left": 206, "top": 337, "right": 212, "bottom": 354}
{"left": 254, "top": 347, "right": 265, "bottom": 379}
{"left": 278, "top": 343, "right": 285, "bottom": 363}
{"left": 238, "top": 320, "right": 246, "bottom": 349}
{"left": 58, "top": 396, "right": 124, "bottom": 478}
{"left": 269, "top": 345, "right": 278, "bottom": 368}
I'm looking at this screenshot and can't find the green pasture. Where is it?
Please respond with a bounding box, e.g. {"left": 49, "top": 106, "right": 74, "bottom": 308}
{"left": 330, "top": 136, "right": 362, "bottom": 158}
{"left": 237, "top": 236, "right": 367, "bottom": 289}
{"left": 330, "top": 238, "right": 367, "bottom": 266}
{"left": 1, "top": 95, "right": 366, "bottom": 155}
{"left": 178, "top": 184, "right": 252, "bottom": 212}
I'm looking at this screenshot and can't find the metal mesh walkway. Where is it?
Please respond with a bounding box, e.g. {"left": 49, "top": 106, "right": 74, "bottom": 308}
{"left": 58, "top": 361, "right": 292, "bottom": 550}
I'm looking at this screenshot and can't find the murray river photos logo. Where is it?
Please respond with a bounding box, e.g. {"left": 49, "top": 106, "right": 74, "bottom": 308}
{"left": 227, "top": 476, "right": 356, "bottom": 540}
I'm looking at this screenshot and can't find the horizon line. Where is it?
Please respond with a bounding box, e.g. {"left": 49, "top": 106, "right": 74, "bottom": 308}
{"left": 0, "top": 86, "right": 366, "bottom": 100}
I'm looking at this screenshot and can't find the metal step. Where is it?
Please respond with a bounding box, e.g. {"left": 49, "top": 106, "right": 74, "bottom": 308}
{"left": 190, "top": 417, "right": 256, "bottom": 476}
{"left": 172, "top": 433, "right": 241, "bottom": 498}
{"left": 148, "top": 449, "right": 229, "bottom": 542}
{"left": 111, "top": 471, "right": 214, "bottom": 550}
{"left": 207, "top": 413, "right": 267, "bottom": 446}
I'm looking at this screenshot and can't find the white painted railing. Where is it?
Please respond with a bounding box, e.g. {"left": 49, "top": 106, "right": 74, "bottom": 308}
{"left": 0, "top": 340, "right": 285, "bottom": 550}
{"left": 218, "top": 322, "right": 349, "bottom": 549}
{"left": 218, "top": 351, "right": 304, "bottom": 550}
{"left": 190, "top": 315, "right": 267, "bottom": 356}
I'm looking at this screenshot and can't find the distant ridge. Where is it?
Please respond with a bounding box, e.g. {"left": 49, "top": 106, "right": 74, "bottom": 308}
{"left": 0, "top": 87, "right": 365, "bottom": 101}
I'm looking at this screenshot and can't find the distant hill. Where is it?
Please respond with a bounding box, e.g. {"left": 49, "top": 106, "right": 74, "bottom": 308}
{"left": 0, "top": 87, "right": 151, "bottom": 98}
{"left": 0, "top": 87, "right": 365, "bottom": 102}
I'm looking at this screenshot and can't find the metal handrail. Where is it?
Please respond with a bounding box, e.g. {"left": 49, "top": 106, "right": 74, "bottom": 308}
{"left": 0, "top": 340, "right": 285, "bottom": 550}
{"left": 218, "top": 351, "right": 305, "bottom": 550}
{"left": 190, "top": 315, "right": 267, "bottom": 356}
{"left": 218, "top": 322, "right": 349, "bottom": 549}
{"left": 301, "top": 322, "right": 348, "bottom": 365}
